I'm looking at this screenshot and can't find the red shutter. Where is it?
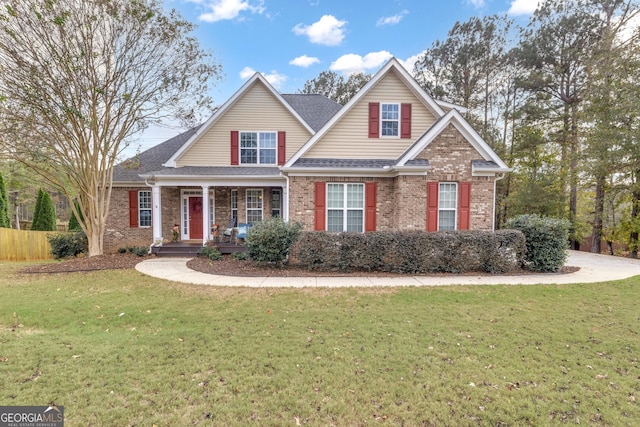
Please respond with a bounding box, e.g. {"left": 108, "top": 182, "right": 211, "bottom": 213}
{"left": 230, "top": 131, "right": 239, "bottom": 165}
{"left": 128, "top": 190, "right": 138, "bottom": 228}
{"left": 277, "top": 131, "right": 286, "bottom": 165}
{"left": 365, "top": 182, "right": 377, "bottom": 232}
{"left": 401, "top": 103, "right": 412, "bottom": 138}
{"left": 427, "top": 182, "right": 439, "bottom": 232}
{"left": 368, "top": 102, "right": 380, "bottom": 138}
{"left": 314, "top": 182, "right": 326, "bottom": 231}
{"left": 458, "top": 182, "right": 471, "bottom": 230}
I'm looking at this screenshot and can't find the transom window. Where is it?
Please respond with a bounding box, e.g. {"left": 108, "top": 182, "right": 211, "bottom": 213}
{"left": 240, "top": 131, "right": 276, "bottom": 164}
{"left": 138, "top": 190, "right": 151, "bottom": 228}
{"left": 327, "top": 183, "right": 364, "bottom": 232}
{"left": 381, "top": 103, "right": 399, "bottom": 137}
{"left": 438, "top": 183, "right": 457, "bottom": 231}
{"left": 246, "top": 189, "right": 263, "bottom": 224}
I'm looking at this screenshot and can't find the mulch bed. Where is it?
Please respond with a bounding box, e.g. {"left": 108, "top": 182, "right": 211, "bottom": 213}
{"left": 19, "top": 253, "right": 580, "bottom": 277}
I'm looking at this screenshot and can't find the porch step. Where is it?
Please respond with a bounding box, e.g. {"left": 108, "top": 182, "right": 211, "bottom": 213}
{"left": 152, "top": 242, "right": 246, "bottom": 257}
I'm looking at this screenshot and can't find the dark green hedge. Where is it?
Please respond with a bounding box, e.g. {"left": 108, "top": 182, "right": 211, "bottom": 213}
{"left": 291, "top": 230, "right": 526, "bottom": 274}
{"left": 505, "top": 214, "right": 569, "bottom": 272}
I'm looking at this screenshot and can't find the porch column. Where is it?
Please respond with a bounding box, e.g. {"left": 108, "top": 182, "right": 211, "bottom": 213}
{"left": 152, "top": 185, "right": 162, "bottom": 245}
{"left": 201, "top": 185, "right": 210, "bottom": 246}
{"left": 283, "top": 181, "right": 289, "bottom": 222}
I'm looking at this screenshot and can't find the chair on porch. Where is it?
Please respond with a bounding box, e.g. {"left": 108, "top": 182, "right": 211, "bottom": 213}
{"left": 222, "top": 218, "right": 235, "bottom": 243}
{"left": 235, "top": 223, "right": 251, "bottom": 244}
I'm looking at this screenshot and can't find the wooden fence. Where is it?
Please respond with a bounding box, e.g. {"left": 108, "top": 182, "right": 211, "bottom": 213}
{"left": 0, "top": 228, "right": 54, "bottom": 261}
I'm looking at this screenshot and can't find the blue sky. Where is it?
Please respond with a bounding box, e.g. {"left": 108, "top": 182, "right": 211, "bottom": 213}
{"left": 133, "top": 0, "right": 541, "bottom": 154}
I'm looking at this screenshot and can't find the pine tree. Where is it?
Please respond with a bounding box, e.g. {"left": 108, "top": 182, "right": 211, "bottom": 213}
{"left": 31, "top": 188, "right": 44, "bottom": 230}
{"left": 0, "top": 173, "right": 10, "bottom": 228}
{"left": 68, "top": 200, "right": 83, "bottom": 232}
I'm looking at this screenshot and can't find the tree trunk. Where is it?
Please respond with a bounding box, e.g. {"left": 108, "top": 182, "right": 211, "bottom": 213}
{"left": 591, "top": 173, "right": 605, "bottom": 253}
{"left": 569, "top": 103, "right": 580, "bottom": 251}
{"left": 87, "top": 228, "right": 104, "bottom": 257}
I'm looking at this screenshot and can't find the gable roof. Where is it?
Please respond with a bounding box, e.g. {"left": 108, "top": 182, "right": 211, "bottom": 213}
{"left": 164, "top": 73, "right": 318, "bottom": 168}
{"left": 113, "top": 126, "right": 201, "bottom": 183}
{"left": 284, "top": 58, "right": 452, "bottom": 167}
{"left": 396, "top": 108, "right": 511, "bottom": 173}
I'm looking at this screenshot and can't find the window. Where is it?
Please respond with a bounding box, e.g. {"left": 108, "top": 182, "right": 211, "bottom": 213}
{"left": 327, "top": 183, "right": 364, "bottom": 232}
{"left": 438, "top": 183, "right": 457, "bottom": 231}
{"left": 231, "top": 189, "right": 238, "bottom": 226}
{"left": 240, "top": 131, "right": 276, "bottom": 164}
{"left": 246, "top": 189, "right": 263, "bottom": 223}
{"left": 271, "top": 189, "right": 281, "bottom": 218}
{"left": 138, "top": 190, "right": 151, "bottom": 228}
{"left": 381, "top": 103, "right": 399, "bottom": 137}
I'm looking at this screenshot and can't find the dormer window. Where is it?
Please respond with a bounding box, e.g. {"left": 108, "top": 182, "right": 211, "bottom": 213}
{"left": 381, "top": 103, "right": 399, "bottom": 137}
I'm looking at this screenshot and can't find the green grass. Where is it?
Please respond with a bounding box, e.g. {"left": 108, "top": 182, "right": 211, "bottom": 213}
{"left": 1, "top": 262, "right": 639, "bottom": 426}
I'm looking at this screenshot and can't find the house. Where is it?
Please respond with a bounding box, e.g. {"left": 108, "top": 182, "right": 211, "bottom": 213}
{"left": 107, "top": 58, "right": 511, "bottom": 253}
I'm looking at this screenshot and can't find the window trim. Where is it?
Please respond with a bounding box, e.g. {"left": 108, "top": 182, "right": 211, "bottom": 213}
{"left": 326, "top": 183, "right": 365, "bottom": 233}
{"left": 245, "top": 188, "right": 263, "bottom": 223}
{"left": 138, "top": 190, "right": 152, "bottom": 228}
{"left": 380, "top": 103, "right": 400, "bottom": 138}
{"left": 438, "top": 182, "right": 458, "bottom": 231}
{"left": 239, "top": 131, "right": 277, "bottom": 165}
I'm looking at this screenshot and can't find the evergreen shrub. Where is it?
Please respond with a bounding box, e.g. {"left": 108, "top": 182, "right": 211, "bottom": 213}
{"left": 292, "top": 230, "right": 526, "bottom": 274}
{"left": 505, "top": 214, "right": 569, "bottom": 272}
{"left": 245, "top": 217, "right": 303, "bottom": 267}
{"left": 48, "top": 232, "right": 88, "bottom": 259}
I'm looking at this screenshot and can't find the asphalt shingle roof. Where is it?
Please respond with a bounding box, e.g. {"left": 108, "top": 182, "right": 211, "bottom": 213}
{"left": 113, "top": 126, "right": 202, "bottom": 183}
{"left": 291, "top": 158, "right": 396, "bottom": 169}
{"left": 281, "top": 94, "right": 342, "bottom": 132}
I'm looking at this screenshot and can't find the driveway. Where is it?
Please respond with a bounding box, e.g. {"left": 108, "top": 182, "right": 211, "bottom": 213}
{"left": 135, "top": 250, "right": 640, "bottom": 288}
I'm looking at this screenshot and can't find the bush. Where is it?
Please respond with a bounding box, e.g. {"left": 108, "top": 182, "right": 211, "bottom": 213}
{"left": 48, "top": 231, "right": 88, "bottom": 259}
{"left": 505, "top": 214, "right": 569, "bottom": 272}
{"left": 245, "top": 217, "right": 303, "bottom": 267}
{"left": 197, "top": 245, "right": 222, "bottom": 261}
{"left": 118, "top": 246, "right": 148, "bottom": 256}
{"left": 291, "top": 230, "right": 526, "bottom": 274}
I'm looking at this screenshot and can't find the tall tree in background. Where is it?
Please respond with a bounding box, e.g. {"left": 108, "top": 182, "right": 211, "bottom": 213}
{"left": 0, "top": 173, "right": 10, "bottom": 228}
{"left": 517, "top": 0, "right": 601, "bottom": 248}
{"left": 583, "top": 0, "right": 640, "bottom": 253}
{"left": 0, "top": 0, "right": 221, "bottom": 256}
{"left": 299, "top": 71, "right": 372, "bottom": 105}
{"left": 414, "top": 15, "right": 513, "bottom": 143}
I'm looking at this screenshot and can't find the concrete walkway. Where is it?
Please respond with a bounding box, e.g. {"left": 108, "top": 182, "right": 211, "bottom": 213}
{"left": 135, "top": 250, "right": 640, "bottom": 288}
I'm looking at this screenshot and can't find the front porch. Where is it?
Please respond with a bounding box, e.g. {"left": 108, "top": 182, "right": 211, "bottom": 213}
{"left": 152, "top": 241, "right": 246, "bottom": 257}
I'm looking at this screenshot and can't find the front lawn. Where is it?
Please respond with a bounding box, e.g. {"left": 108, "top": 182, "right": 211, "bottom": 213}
{"left": 1, "top": 263, "right": 638, "bottom": 426}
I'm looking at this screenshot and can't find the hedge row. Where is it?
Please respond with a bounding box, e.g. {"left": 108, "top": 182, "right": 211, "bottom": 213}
{"left": 291, "top": 230, "right": 526, "bottom": 274}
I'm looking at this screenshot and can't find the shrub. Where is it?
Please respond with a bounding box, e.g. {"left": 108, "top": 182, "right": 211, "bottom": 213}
{"left": 197, "top": 245, "right": 222, "bottom": 261}
{"left": 292, "top": 230, "right": 526, "bottom": 274}
{"left": 48, "top": 231, "right": 88, "bottom": 259}
{"left": 118, "top": 246, "right": 148, "bottom": 256}
{"left": 505, "top": 214, "right": 569, "bottom": 272}
{"left": 245, "top": 217, "right": 303, "bottom": 267}
{"left": 232, "top": 251, "right": 249, "bottom": 261}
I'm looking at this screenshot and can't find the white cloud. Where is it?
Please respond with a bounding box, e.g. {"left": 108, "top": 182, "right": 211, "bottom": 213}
{"left": 376, "top": 10, "right": 408, "bottom": 27}
{"left": 467, "top": 0, "right": 486, "bottom": 8}
{"left": 508, "top": 0, "right": 541, "bottom": 16}
{"left": 330, "top": 51, "right": 393, "bottom": 75}
{"left": 399, "top": 51, "right": 425, "bottom": 74}
{"left": 289, "top": 55, "right": 320, "bottom": 68}
{"left": 239, "top": 66, "right": 287, "bottom": 88}
{"left": 292, "top": 15, "right": 347, "bottom": 46}
{"left": 196, "top": 0, "right": 265, "bottom": 23}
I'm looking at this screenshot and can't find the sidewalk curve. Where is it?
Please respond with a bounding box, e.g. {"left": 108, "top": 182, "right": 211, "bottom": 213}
{"left": 135, "top": 250, "right": 640, "bottom": 288}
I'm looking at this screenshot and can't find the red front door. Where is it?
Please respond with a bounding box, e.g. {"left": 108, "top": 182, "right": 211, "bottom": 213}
{"left": 189, "top": 197, "right": 203, "bottom": 239}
